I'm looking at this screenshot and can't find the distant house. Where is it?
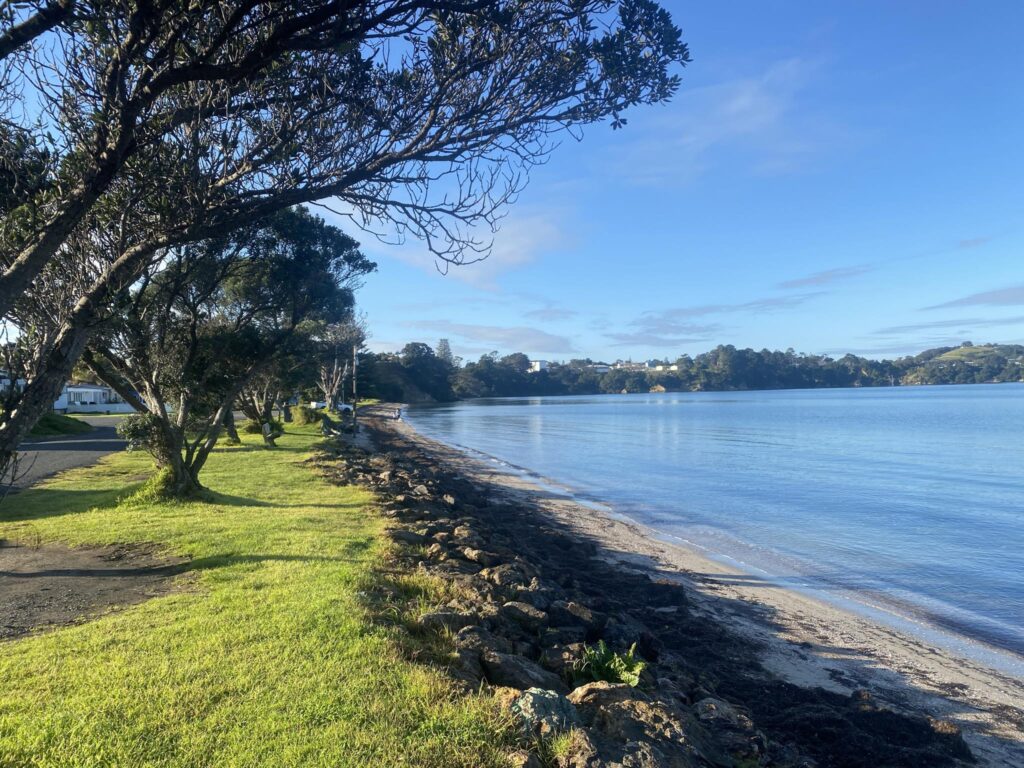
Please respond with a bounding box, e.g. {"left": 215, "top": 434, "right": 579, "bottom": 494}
{"left": 587, "top": 363, "right": 611, "bottom": 374}
{"left": 54, "top": 383, "right": 137, "bottom": 414}
{"left": 528, "top": 360, "right": 550, "bottom": 373}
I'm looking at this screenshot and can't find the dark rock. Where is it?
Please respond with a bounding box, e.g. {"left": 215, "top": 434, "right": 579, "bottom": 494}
{"left": 461, "top": 547, "right": 503, "bottom": 567}
{"left": 539, "top": 643, "right": 581, "bottom": 677}
{"left": 549, "top": 600, "right": 606, "bottom": 633}
{"left": 481, "top": 563, "right": 530, "bottom": 589}
{"left": 481, "top": 650, "right": 568, "bottom": 693}
{"left": 568, "top": 681, "right": 707, "bottom": 767}
{"left": 511, "top": 687, "right": 581, "bottom": 736}
{"left": 501, "top": 601, "right": 549, "bottom": 631}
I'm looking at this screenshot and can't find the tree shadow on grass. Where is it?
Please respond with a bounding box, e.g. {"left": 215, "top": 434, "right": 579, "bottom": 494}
{"left": 0, "top": 484, "right": 147, "bottom": 522}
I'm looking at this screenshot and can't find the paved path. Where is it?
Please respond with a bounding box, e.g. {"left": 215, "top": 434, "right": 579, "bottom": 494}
{"left": 14, "top": 416, "right": 126, "bottom": 490}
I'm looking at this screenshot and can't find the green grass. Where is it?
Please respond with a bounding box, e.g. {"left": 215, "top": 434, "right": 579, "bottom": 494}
{"left": 0, "top": 426, "right": 513, "bottom": 767}
{"left": 28, "top": 412, "right": 95, "bottom": 437}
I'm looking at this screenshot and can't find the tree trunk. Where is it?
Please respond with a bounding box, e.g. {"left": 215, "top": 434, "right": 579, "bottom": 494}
{"left": 166, "top": 452, "right": 203, "bottom": 497}
{"left": 222, "top": 408, "right": 240, "bottom": 443}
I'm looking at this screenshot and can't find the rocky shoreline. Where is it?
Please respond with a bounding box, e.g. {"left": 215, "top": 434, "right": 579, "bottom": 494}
{"left": 313, "top": 408, "right": 992, "bottom": 767}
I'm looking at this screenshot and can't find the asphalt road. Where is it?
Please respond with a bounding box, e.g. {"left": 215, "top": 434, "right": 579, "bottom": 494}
{"left": 13, "top": 416, "right": 127, "bottom": 491}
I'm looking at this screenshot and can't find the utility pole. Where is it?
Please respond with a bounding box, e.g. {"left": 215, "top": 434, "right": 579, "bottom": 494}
{"left": 352, "top": 344, "right": 358, "bottom": 433}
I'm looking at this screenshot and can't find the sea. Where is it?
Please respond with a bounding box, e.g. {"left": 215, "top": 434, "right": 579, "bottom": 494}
{"left": 405, "top": 383, "right": 1024, "bottom": 675}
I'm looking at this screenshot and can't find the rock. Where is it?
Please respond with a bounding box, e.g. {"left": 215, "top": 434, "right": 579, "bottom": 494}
{"left": 501, "top": 601, "right": 549, "bottom": 631}
{"left": 539, "top": 643, "right": 581, "bottom": 677}
{"left": 482, "top": 563, "right": 530, "bottom": 589}
{"left": 424, "top": 543, "right": 447, "bottom": 560}
{"left": 418, "top": 610, "right": 477, "bottom": 633}
{"left": 412, "top": 484, "right": 430, "bottom": 496}
{"left": 568, "top": 682, "right": 705, "bottom": 766}
{"left": 461, "top": 547, "right": 503, "bottom": 567}
{"left": 387, "top": 529, "right": 426, "bottom": 545}
{"left": 442, "top": 493, "right": 457, "bottom": 506}
{"left": 481, "top": 651, "right": 568, "bottom": 693}
{"left": 454, "top": 625, "right": 510, "bottom": 655}
{"left": 549, "top": 600, "right": 606, "bottom": 633}
{"left": 542, "top": 626, "right": 588, "bottom": 646}
{"left": 694, "top": 698, "right": 764, "bottom": 761}
{"left": 511, "top": 687, "right": 581, "bottom": 736}
{"left": 554, "top": 729, "right": 602, "bottom": 768}
{"left": 506, "top": 750, "right": 542, "bottom": 768}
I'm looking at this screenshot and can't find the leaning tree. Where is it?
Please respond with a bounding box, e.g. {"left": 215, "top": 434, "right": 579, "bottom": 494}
{"left": 0, "top": 1, "right": 689, "bottom": 477}
{"left": 84, "top": 207, "right": 374, "bottom": 497}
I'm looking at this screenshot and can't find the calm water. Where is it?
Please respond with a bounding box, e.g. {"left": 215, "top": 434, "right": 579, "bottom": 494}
{"left": 407, "top": 384, "right": 1024, "bottom": 668}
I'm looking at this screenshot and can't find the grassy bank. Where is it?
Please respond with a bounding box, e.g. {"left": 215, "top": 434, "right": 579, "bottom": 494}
{"left": 0, "top": 426, "right": 512, "bottom": 767}
{"left": 27, "top": 412, "right": 94, "bottom": 436}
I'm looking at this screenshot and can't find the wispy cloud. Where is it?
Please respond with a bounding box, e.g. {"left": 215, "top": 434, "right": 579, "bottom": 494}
{"left": 637, "top": 292, "right": 826, "bottom": 323}
{"left": 925, "top": 283, "right": 1024, "bottom": 310}
{"left": 413, "top": 320, "right": 576, "bottom": 354}
{"left": 523, "top": 305, "right": 578, "bottom": 322}
{"left": 957, "top": 236, "right": 990, "bottom": 250}
{"left": 777, "top": 265, "right": 872, "bottom": 289}
{"left": 605, "top": 331, "right": 714, "bottom": 348}
{"left": 613, "top": 58, "right": 854, "bottom": 185}
{"left": 872, "top": 315, "right": 1024, "bottom": 336}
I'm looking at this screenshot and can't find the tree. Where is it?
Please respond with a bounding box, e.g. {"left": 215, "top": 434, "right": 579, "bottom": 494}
{"left": 317, "top": 319, "right": 367, "bottom": 411}
{"left": 0, "top": 1, "right": 689, "bottom": 476}
{"left": 436, "top": 338, "right": 456, "bottom": 368}
{"left": 88, "top": 208, "right": 373, "bottom": 496}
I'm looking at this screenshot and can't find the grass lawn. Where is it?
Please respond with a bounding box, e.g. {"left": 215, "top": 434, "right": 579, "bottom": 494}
{"left": 28, "top": 412, "right": 94, "bottom": 437}
{"left": 0, "top": 426, "right": 512, "bottom": 767}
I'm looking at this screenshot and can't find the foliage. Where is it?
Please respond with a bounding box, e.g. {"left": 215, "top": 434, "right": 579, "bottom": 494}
{"left": 87, "top": 207, "right": 372, "bottom": 495}
{"left": 292, "top": 405, "right": 322, "bottom": 426}
{"left": 242, "top": 418, "right": 283, "bottom": 435}
{"left": 366, "top": 341, "right": 1024, "bottom": 402}
{"left": 571, "top": 640, "right": 646, "bottom": 687}
{"left": 116, "top": 413, "right": 172, "bottom": 464}
{"left": 0, "top": 0, "right": 689, "bottom": 470}
{"left": 0, "top": 425, "right": 515, "bottom": 766}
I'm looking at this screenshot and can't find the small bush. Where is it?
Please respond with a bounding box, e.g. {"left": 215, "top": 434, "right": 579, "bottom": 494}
{"left": 242, "top": 418, "right": 283, "bottom": 434}
{"left": 292, "top": 405, "right": 321, "bottom": 426}
{"left": 571, "top": 640, "right": 645, "bottom": 687}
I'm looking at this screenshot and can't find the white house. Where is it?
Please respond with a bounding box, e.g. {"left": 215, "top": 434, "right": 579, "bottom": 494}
{"left": 528, "top": 360, "right": 550, "bottom": 373}
{"left": 54, "top": 383, "right": 136, "bottom": 414}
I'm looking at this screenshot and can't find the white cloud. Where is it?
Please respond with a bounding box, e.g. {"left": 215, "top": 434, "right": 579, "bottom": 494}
{"left": 412, "top": 320, "right": 576, "bottom": 354}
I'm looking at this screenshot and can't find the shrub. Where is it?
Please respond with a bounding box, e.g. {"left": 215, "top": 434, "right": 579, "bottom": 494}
{"left": 292, "top": 405, "right": 321, "bottom": 426}
{"left": 116, "top": 412, "right": 173, "bottom": 464}
{"left": 242, "top": 418, "right": 283, "bottom": 434}
{"left": 571, "top": 640, "right": 645, "bottom": 687}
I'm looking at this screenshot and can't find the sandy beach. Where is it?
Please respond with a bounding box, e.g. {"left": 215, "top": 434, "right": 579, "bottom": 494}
{"left": 372, "top": 408, "right": 1024, "bottom": 767}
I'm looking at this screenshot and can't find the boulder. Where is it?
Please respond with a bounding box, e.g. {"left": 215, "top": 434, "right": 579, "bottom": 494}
{"left": 481, "top": 650, "right": 568, "bottom": 693}
{"left": 568, "top": 682, "right": 706, "bottom": 766}
{"left": 461, "top": 547, "right": 503, "bottom": 567}
{"left": 511, "top": 687, "right": 581, "bottom": 736}
{"left": 549, "top": 600, "right": 606, "bottom": 633}
{"left": 501, "top": 601, "right": 549, "bottom": 631}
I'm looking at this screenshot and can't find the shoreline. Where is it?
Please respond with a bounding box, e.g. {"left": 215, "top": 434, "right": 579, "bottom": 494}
{"left": 372, "top": 406, "right": 1024, "bottom": 767}
{"left": 432, "top": 433, "right": 1024, "bottom": 675}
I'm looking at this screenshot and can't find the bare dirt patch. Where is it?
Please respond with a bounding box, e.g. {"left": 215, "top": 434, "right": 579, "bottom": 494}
{"left": 0, "top": 540, "right": 186, "bottom": 640}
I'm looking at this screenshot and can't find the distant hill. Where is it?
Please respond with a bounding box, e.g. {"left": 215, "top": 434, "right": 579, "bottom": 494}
{"left": 361, "top": 341, "right": 1024, "bottom": 402}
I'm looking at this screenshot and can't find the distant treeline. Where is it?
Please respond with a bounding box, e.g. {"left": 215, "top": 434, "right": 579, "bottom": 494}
{"left": 359, "top": 342, "right": 1024, "bottom": 403}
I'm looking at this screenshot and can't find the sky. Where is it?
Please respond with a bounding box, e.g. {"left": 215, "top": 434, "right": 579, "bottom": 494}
{"left": 328, "top": 1, "right": 1024, "bottom": 363}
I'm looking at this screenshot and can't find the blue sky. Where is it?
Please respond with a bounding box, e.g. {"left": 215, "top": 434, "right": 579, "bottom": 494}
{"left": 332, "top": 1, "right": 1024, "bottom": 363}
